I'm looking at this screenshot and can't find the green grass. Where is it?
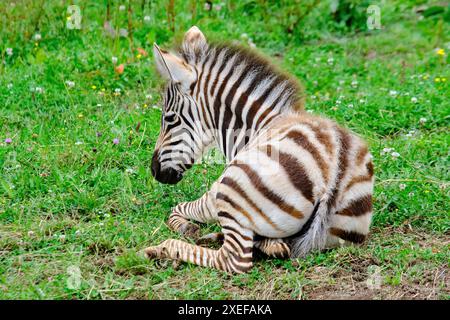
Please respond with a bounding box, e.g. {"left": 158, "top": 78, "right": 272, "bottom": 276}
{"left": 0, "top": 0, "right": 449, "bottom": 299}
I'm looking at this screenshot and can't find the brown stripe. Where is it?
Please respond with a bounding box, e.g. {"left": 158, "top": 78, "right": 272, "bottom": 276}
{"left": 304, "top": 122, "right": 334, "bottom": 156}
{"left": 367, "top": 161, "right": 374, "bottom": 177}
{"left": 329, "top": 227, "right": 366, "bottom": 244}
{"left": 344, "top": 174, "right": 373, "bottom": 192}
{"left": 286, "top": 130, "right": 330, "bottom": 183}
{"left": 329, "top": 127, "right": 351, "bottom": 208}
{"left": 225, "top": 232, "right": 252, "bottom": 254}
{"left": 222, "top": 225, "right": 253, "bottom": 242}
{"left": 271, "top": 147, "right": 314, "bottom": 203}
{"left": 336, "top": 195, "right": 372, "bottom": 216}
{"left": 220, "top": 177, "right": 282, "bottom": 231}
{"left": 355, "top": 145, "right": 369, "bottom": 166}
{"left": 231, "top": 163, "right": 304, "bottom": 219}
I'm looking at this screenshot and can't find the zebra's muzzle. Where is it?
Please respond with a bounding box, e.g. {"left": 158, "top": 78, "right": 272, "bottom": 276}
{"left": 151, "top": 152, "right": 183, "bottom": 184}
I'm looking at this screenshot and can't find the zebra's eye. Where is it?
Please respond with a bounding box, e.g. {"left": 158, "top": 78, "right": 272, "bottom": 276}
{"left": 164, "top": 112, "right": 177, "bottom": 123}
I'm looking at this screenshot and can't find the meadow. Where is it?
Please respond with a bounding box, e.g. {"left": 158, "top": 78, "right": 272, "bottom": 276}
{"left": 0, "top": 0, "right": 449, "bottom": 299}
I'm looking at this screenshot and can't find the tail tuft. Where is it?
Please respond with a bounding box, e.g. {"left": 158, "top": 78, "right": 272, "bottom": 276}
{"left": 290, "top": 194, "right": 331, "bottom": 258}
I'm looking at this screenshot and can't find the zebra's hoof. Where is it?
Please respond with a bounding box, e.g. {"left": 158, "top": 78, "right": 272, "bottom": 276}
{"left": 144, "top": 246, "right": 168, "bottom": 259}
{"left": 196, "top": 232, "right": 224, "bottom": 246}
{"left": 179, "top": 223, "right": 200, "bottom": 239}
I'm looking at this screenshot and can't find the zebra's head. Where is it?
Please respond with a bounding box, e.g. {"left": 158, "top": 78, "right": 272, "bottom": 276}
{"left": 151, "top": 26, "right": 209, "bottom": 184}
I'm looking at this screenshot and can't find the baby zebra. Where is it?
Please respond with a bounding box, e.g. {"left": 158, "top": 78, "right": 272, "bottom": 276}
{"left": 144, "top": 26, "right": 374, "bottom": 273}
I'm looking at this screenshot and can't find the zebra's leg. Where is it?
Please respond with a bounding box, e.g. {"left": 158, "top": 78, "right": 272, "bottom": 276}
{"left": 168, "top": 188, "right": 218, "bottom": 239}
{"left": 197, "top": 233, "right": 290, "bottom": 258}
{"left": 144, "top": 211, "right": 254, "bottom": 273}
{"left": 255, "top": 238, "right": 291, "bottom": 258}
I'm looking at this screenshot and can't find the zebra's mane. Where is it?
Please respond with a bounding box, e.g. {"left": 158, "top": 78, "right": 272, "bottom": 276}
{"left": 180, "top": 41, "right": 305, "bottom": 111}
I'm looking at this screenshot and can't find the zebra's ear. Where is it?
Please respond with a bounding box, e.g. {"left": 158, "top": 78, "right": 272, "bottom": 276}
{"left": 153, "top": 43, "right": 195, "bottom": 88}
{"left": 182, "top": 26, "right": 207, "bottom": 54}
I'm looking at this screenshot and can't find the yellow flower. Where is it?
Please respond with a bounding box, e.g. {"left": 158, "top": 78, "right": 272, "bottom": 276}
{"left": 442, "top": 77, "right": 447, "bottom": 82}
{"left": 78, "top": 113, "right": 84, "bottom": 118}
{"left": 101, "top": 88, "right": 106, "bottom": 92}
{"left": 136, "top": 54, "right": 142, "bottom": 59}
{"left": 434, "top": 77, "right": 441, "bottom": 83}
{"left": 422, "top": 75, "right": 429, "bottom": 80}
{"left": 143, "top": 103, "right": 148, "bottom": 108}
{"left": 66, "top": 16, "right": 71, "bottom": 21}
{"left": 91, "top": 85, "right": 97, "bottom": 90}
{"left": 436, "top": 48, "right": 445, "bottom": 56}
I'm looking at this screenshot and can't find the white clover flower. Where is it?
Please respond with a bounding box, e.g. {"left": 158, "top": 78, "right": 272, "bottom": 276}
{"left": 359, "top": 99, "right": 365, "bottom": 103}
{"left": 35, "top": 87, "right": 43, "bottom": 93}
{"left": 411, "top": 97, "right": 418, "bottom": 103}
{"left": 381, "top": 147, "right": 393, "bottom": 155}
{"left": 240, "top": 33, "right": 248, "bottom": 40}
{"left": 114, "top": 88, "right": 121, "bottom": 93}
{"left": 65, "top": 80, "right": 75, "bottom": 88}
{"left": 419, "top": 117, "right": 427, "bottom": 124}
{"left": 204, "top": 2, "right": 212, "bottom": 10}
{"left": 152, "top": 105, "right": 161, "bottom": 110}
{"left": 125, "top": 168, "right": 135, "bottom": 174}
{"left": 144, "top": 15, "right": 151, "bottom": 22}
{"left": 391, "top": 151, "right": 400, "bottom": 158}
{"left": 327, "top": 57, "right": 334, "bottom": 65}
{"left": 119, "top": 5, "right": 126, "bottom": 11}
{"left": 112, "top": 56, "right": 118, "bottom": 64}
{"left": 311, "top": 95, "right": 317, "bottom": 100}
{"left": 351, "top": 80, "right": 358, "bottom": 88}
{"left": 7, "top": 83, "right": 13, "bottom": 89}
{"left": 34, "top": 33, "right": 42, "bottom": 41}
{"left": 75, "top": 141, "right": 83, "bottom": 145}
{"left": 75, "top": 230, "right": 81, "bottom": 236}
{"left": 6, "top": 47, "right": 13, "bottom": 56}
{"left": 27, "top": 231, "right": 35, "bottom": 237}
{"left": 399, "top": 183, "right": 406, "bottom": 190}
{"left": 348, "top": 104, "right": 354, "bottom": 108}
{"left": 406, "top": 130, "right": 416, "bottom": 138}
{"left": 389, "top": 90, "right": 398, "bottom": 97}
{"left": 145, "top": 94, "right": 153, "bottom": 100}
{"left": 59, "top": 234, "right": 66, "bottom": 241}
{"left": 97, "top": 103, "right": 102, "bottom": 107}
{"left": 336, "top": 100, "right": 341, "bottom": 105}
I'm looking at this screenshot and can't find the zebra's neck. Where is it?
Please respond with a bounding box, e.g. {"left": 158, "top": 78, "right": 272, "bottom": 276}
{"left": 190, "top": 44, "right": 303, "bottom": 161}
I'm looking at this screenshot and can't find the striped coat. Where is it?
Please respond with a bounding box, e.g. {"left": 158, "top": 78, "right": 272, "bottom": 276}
{"left": 145, "top": 26, "right": 374, "bottom": 273}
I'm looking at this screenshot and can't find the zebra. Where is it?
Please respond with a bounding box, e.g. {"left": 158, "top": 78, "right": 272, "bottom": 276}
{"left": 144, "top": 26, "right": 374, "bottom": 273}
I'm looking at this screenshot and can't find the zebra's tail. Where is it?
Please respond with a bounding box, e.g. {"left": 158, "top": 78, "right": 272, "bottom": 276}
{"left": 290, "top": 193, "right": 332, "bottom": 258}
